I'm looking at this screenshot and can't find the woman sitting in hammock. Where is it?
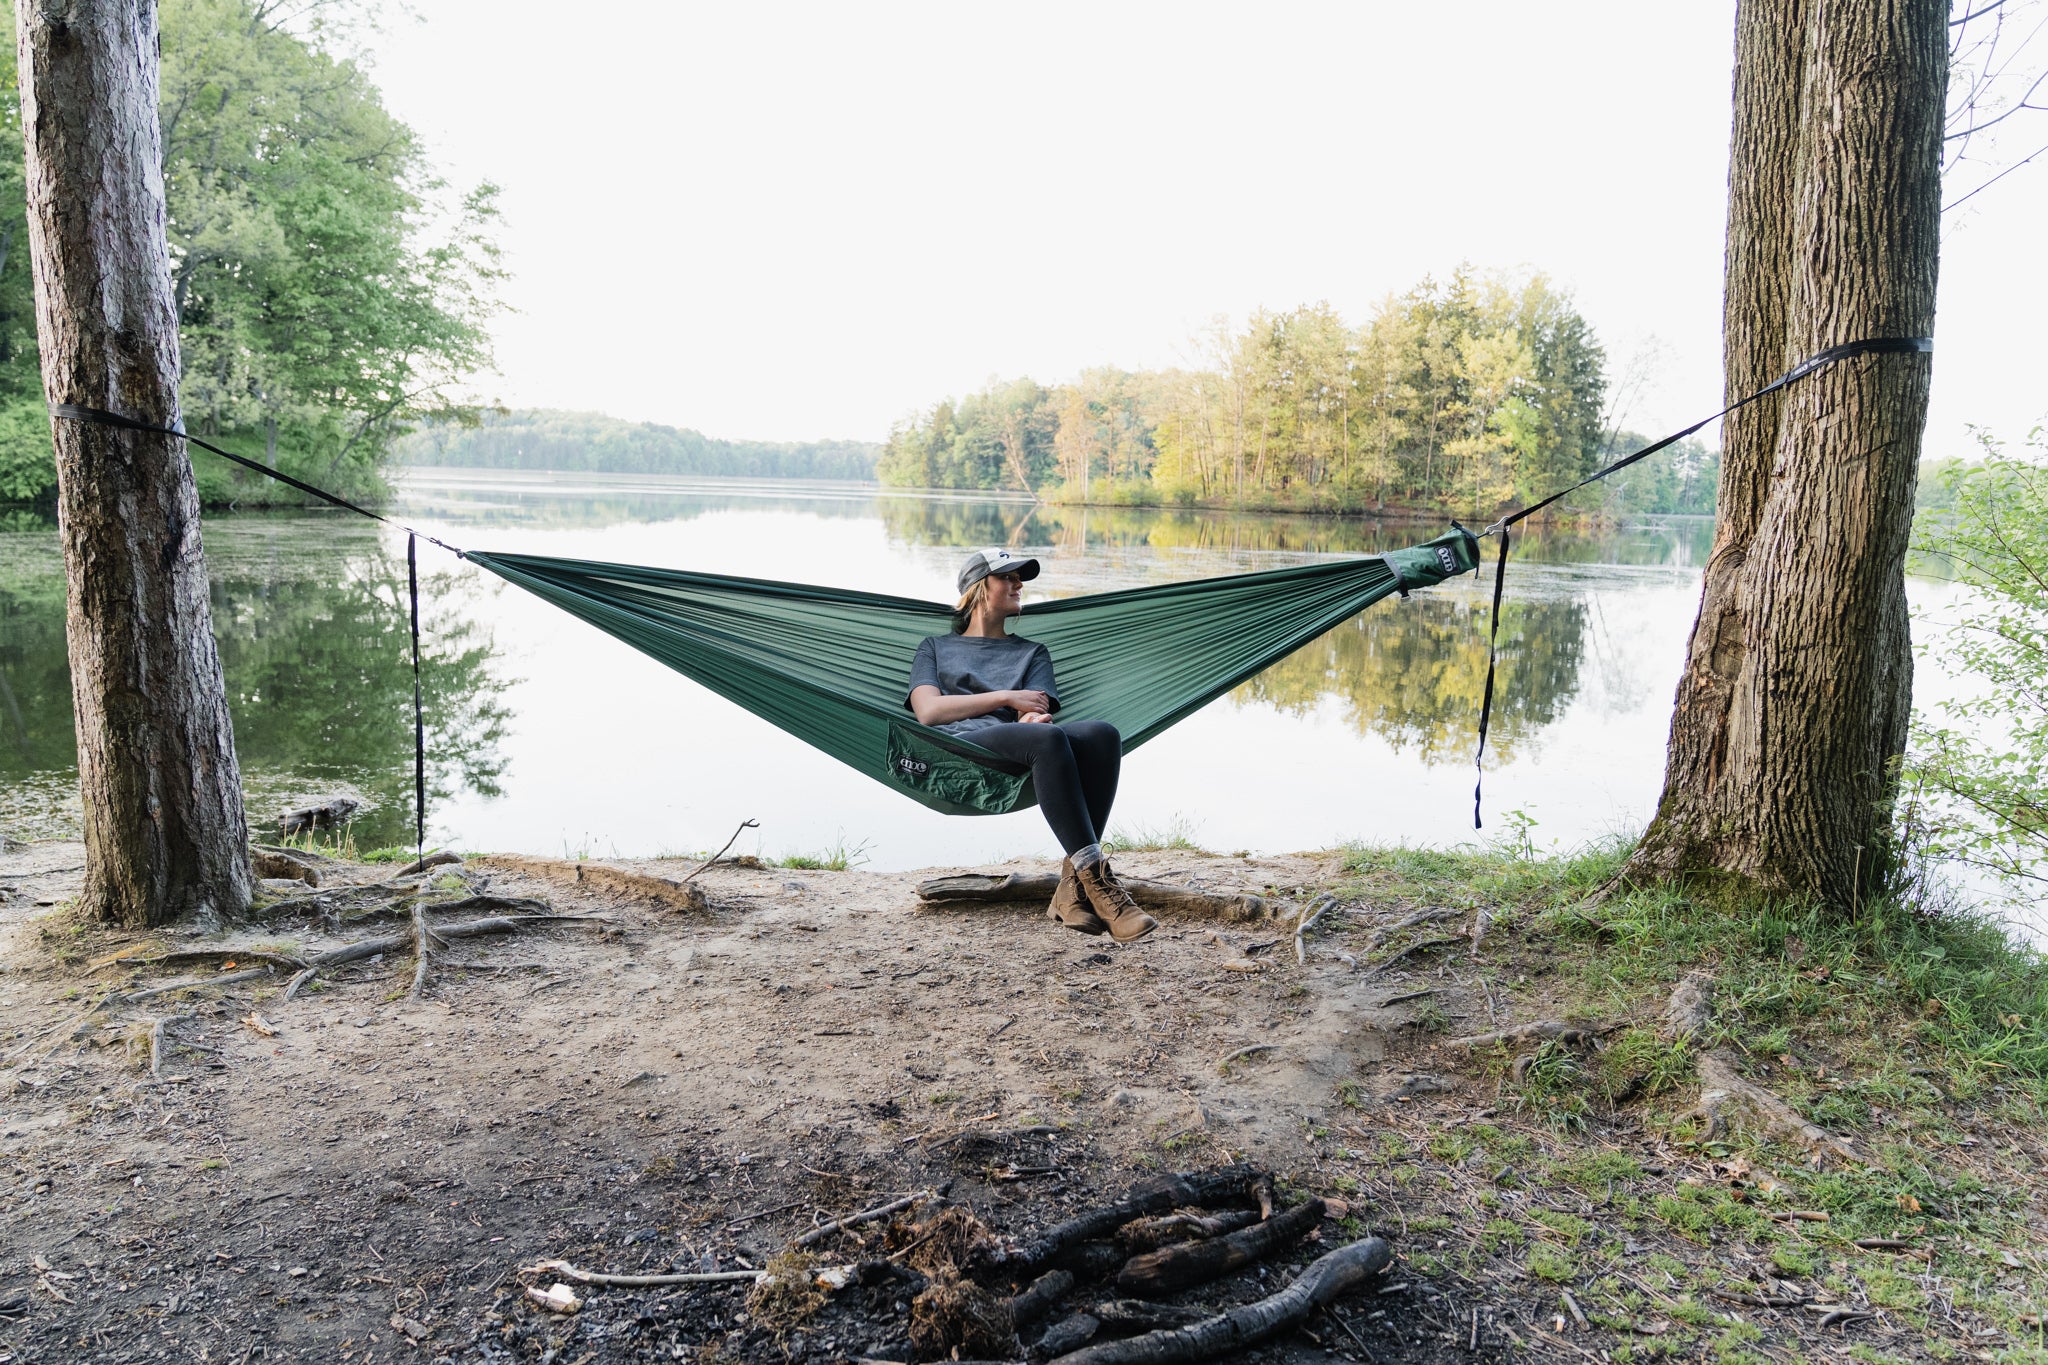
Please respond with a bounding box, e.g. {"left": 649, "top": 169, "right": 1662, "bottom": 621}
{"left": 906, "top": 549, "right": 1157, "bottom": 944}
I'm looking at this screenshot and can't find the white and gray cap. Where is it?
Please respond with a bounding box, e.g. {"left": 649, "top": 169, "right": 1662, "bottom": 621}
{"left": 957, "top": 547, "right": 1042, "bottom": 594}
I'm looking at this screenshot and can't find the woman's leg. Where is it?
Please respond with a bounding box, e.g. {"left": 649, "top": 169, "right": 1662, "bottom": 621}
{"left": 1059, "top": 721, "right": 1121, "bottom": 839}
{"left": 970, "top": 723, "right": 1098, "bottom": 854}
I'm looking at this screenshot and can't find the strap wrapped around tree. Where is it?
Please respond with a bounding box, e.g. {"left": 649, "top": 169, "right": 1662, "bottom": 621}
{"left": 466, "top": 531, "right": 1481, "bottom": 815}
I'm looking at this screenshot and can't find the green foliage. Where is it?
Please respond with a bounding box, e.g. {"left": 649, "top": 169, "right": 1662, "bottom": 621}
{"left": 399, "top": 409, "right": 879, "bottom": 480}
{"left": 1905, "top": 429, "right": 2048, "bottom": 899}
{"left": 878, "top": 270, "right": 1626, "bottom": 516}
{"left": 1525, "top": 1243, "right": 1578, "bottom": 1282}
{"left": 0, "top": 1, "right": 503, "bottom": 507}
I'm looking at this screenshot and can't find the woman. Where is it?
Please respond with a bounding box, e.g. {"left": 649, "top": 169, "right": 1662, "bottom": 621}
{"left": 905, "top": 548, "right": 1157, "bottom": 943}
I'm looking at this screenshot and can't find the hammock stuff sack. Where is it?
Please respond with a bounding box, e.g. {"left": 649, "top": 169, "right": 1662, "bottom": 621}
{"left": 466, "top": 529, "right": 1481, "bottom": 817}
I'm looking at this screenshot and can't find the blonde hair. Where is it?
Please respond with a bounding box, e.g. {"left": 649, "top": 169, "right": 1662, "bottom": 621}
{"left": 951, "top": 578, "right": 992, "bottom": 634}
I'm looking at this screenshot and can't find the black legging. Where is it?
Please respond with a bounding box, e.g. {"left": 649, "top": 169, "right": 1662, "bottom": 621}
{"left": 971, "top": 720, "right": 1121, "bottom": 856}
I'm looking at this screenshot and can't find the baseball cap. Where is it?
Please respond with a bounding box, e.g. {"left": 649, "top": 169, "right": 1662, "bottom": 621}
{"left": 957, "top": 547, "right": 1042, "bottom": 594}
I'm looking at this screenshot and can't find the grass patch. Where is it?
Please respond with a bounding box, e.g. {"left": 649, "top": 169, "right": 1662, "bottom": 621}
{"left": 1105, "top": 814, "right": 1204, "bottom": 854}
{"left": 777, "top": 834, "right": 871, "bottom": 872}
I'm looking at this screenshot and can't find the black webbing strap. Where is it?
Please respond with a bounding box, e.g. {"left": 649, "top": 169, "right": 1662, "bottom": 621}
{"left": 49, "top": 402, "right": 462, "bottom": 862}
{"left": 1468, "top": 334, "right": 1932, "bottom": 829}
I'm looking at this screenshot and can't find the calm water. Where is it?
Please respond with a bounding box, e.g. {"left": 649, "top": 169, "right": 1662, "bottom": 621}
{"left": 0, "top": 469, "right": 1992, "bottom": 889}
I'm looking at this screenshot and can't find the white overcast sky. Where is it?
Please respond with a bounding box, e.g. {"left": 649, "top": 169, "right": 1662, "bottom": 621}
{"left": 362, "top": 1, "right": 2046, "bottom": 455}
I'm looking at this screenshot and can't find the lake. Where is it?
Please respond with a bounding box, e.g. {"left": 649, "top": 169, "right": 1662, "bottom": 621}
{"left": 0, "top": 469, "right": 2000, "bottom": 897}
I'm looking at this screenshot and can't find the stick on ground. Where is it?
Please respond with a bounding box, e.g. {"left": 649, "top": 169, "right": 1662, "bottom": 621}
{"left": 792, "top": 1189, "right": 937, "bottom": 1249}
{"left": 522, "top": 1258, "right": 762, "bottom": 1287}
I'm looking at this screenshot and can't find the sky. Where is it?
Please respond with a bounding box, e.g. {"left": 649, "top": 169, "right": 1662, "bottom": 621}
{"left": 361, "top": 1, "right": 2047, "bottom": 456}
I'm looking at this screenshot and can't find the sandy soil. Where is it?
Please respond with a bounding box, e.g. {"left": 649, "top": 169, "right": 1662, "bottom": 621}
{"left": 3, "top": 842, "right": 1494, "bottom": 1364}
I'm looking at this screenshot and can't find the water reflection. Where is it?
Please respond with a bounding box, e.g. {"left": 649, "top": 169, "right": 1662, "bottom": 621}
{"left": 0, "top": 512, "right": 512, "bottom": 847}
{"left": 3, "top": 470, "right": 1715, "bottom": 865}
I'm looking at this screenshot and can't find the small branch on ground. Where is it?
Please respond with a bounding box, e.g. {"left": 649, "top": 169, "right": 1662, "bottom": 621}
{"left": 792, "top": 1189, "right": 938, "bottom": 1249}
{"left": 1689, "top": 1051, "right": 1866, "bottom": 1166}
{"left": 408, "top": 898, "right": 436, "bottom": 999}
{"left": 1215, "top": 1044, "right": 1278, "bottom": 1075}
{"left": 682, "top": 818, "right": 760, "bottom": 884}
{"left": 521, "top": 1258, "right": 762, "bottom": 1287}
{"left": 1052, "top": 1235, "right": 1393, "bottom": 1365}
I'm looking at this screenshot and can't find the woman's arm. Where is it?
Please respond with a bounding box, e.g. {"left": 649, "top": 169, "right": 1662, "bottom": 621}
{"left": 909, "top": 685, "right": 1050, "bottom": 726}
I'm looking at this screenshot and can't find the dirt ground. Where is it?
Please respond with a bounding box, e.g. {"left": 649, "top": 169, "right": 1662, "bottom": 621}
{"left": 0, "top": 840, "right": 2016, "bottom": 1364}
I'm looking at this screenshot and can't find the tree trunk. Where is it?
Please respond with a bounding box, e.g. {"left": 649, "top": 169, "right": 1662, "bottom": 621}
{"left": 1629, "top": 0, "right": 1945, "bottom": 907}
{"left": 16, "top": 0, "right": 251, "bottom": 927}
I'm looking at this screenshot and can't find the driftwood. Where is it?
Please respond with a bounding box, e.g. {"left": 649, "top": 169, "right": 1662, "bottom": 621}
{"left": 1115, "top": 1199, "right": 1324, "bottom": 1297}
{"left": 916, "top": 875, "right": 1271, "bottom": 923}
{"left": 1689, "top": 1051, "right": 1865, "bottom": 1166}
{"left": 983, "top": 1167, "right": 1266, "bottom": 1274}
{"left": 472, "top": 854, "right": 709, "bottom": 913}
{"left": 1448, "top": 1020, "right": 1616, "bottom": 1050}
{"left": 1051, "top": 1236, "right": 1393, "bottom": 1365}
{"left": 275, "top": 798, "right": 359, "bottom": 836}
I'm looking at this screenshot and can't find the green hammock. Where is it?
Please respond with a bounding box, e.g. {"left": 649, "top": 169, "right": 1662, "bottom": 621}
{"left": 466, "top": 528, "right": 1480, "bottom": 816}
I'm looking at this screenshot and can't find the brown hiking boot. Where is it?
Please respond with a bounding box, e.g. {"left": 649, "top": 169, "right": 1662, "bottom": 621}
{"left": 1046, "top": 857, "right": 1108, "bottom": 935}
{"left": 1076, "top": 860, "right": 1157, "bottom": 943}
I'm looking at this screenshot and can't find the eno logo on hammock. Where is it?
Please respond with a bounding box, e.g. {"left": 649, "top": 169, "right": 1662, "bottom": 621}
{"left": 896, "top": 756, "right": 931, "bottom": 778}
{"left": 1435, "top": 545, "right": 1460, "bottom": 575}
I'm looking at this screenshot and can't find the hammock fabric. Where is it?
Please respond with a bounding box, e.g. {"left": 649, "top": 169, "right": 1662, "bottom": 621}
{"left": 465, "top": 529, "right": 1480, "bottom": 816}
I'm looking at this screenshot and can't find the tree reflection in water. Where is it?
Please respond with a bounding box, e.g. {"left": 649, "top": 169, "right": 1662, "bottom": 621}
{"left": 0, "top": 512, "right": 512, "bottom": 848}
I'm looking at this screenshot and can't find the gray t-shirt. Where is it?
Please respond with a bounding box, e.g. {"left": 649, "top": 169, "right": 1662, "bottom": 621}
{"left": 905, "top": 634, "right": 1060, "bottom": 736}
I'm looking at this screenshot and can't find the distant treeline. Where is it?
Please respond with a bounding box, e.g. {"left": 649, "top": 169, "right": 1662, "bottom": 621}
{"left": 877, "top": 268, "right": 1667, "bottom": 517}
{"left": 398, "top": 410, "right": 881, "bottom": 481}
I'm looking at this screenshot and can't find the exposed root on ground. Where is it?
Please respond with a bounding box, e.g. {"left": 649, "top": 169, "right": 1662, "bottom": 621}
{"left": 1448, "top": 1019, "right": 1618, "bottom": 1050}
{"left": 1688, "top": 1050, "right": 1865, "bottom": 1166}
{"left": 1663, "top": 972, "right": 1716, "bottom": 1043}
{"left": 471, "top": 853, "right": 709, "bottom": 912}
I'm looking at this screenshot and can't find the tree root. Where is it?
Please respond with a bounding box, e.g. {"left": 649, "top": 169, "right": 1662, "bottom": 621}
{"left": 916, "top": 874, "right": 1273, "bottom": 923}
{"left": 1115, "top": 1199, "right": 1324, "bottom": 1297}
{"left": 148, "top": 1012, "right": 196, "bottom": 1077}
{"left": 1663, "top": 973, "right": 1716, "bottom": 1043}
{"left": 1688, "top": 1051, "right": 1865, "bottom": 1166}
{"left": 1448, "top": 1020, "right": 1617, "bottom": 1050}
{"left": 1359, "top": 936, "right": 1466, "bottom": 980}
{"left": 980, "top": 1167, "right": 1266, "bottom": 1275}
{"left": 471, "top": 853, "right": 708, "bottom": 912}
{"left": 1050, "top": 1236, "right": 1393, "bottom": 1365}
{"left": 393, "top": 850, "right": 462, "bottom": 878}
{"left": 1361, "top": 907, "right": 1460, "bottom": 953}
{"left": 409, "top": 899, "right": 435, "bottom": 999}
{"left": 1293, "top": 894, "right": 1338, "bottom": 964}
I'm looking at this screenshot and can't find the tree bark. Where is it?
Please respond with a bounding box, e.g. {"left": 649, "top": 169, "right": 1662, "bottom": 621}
{"left": 16, "top": 0, "right": 250, "bottom": 926}
{"left": 1630, "top": 0, "right": 1946, "bottom": 907}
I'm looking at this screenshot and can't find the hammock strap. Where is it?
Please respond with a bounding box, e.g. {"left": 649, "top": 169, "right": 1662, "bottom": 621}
{"left": 1468, "top": 334, "right": 1933, "bottom": 829}
{"left": 48, "top": 402, "right": 464, "bottom": 858}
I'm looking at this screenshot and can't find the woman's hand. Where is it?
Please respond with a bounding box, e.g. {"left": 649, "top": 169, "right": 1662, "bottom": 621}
{"left": 1005, "top": 689, "right": 1051, "bottom": 716}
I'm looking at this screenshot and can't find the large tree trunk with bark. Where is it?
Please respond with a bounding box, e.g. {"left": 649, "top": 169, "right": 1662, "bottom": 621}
{"left": 16, "top": 0, "right": 250, "bottom": 927}
{"left": 1629, "top": 0, "right": 1946, "bottom": 907}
